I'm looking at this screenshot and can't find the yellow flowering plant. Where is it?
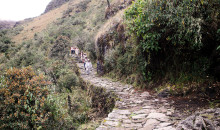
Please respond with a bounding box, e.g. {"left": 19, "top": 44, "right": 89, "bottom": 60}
{"left": 0, "top": 67, "right": 54, "bottom": 129}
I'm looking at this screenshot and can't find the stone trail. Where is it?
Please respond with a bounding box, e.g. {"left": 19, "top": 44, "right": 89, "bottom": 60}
{"left": 77, "top": 63, "right": 181, "bottom": 130}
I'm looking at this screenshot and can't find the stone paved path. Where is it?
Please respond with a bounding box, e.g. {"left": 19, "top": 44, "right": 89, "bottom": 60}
{"left": 77, "top": 63, "right": 181, "bottom": 130}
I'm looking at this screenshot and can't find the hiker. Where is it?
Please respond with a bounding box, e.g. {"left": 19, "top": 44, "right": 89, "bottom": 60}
{"left": 83, "top": 53, "right": 87, "bottom": 59}
{"left": 85, "top": 59, "right": 92, "bottom": 75}
{"left": 71, "top": 47, "right": 75, "bottom": 55}
{"left": 84, "top": 57, "right": 88, "bottom": 70}
{"left": 81, "top": 51, "right": 84, "bottom": 61}
{"left": 75, "top": 48, "right": 79, "bottom": 55}
{"left": 98, "top": 60, "right": 104, "bottom": 76}
{"left": 97, "top": 59, "right": 100, "bottom": 74}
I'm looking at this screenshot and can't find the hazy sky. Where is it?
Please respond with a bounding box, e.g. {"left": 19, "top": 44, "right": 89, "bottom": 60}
{"left": 0, "top": 0, "right": 51, "bottom": 21}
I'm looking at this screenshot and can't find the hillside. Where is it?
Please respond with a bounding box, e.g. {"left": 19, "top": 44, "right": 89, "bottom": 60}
{"left": 44, "top": 0, "right": 70, "bottom": 13}
{"left": 11, "top": 0, "right": 113, "bottom": 44}
{"left": 0, "top": 0, "right": 118, "bottom": 129}
{"left": 0, "top": 0, "right": 219, "bottom": 129}
{"left": 12, "top": 1, "right": 70, "bottom": 43}
{"left": 0, "top": 20, "right": 15, "bottom": 30}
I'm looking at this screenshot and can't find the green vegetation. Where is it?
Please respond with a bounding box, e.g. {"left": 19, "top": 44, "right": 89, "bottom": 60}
{"left": 0, "top": 0, "right": 112, "bottom": 129}
{"left": 0, "top": 30, "right": 13, "bottom": 54}
{"left": 47, "top": 88, "right": 91, "bottom": 129}
{"left": 101, "top": 0, "right": 219, "bottom": 98}
{"left": 0, "top": 66, "right": 96, "bottom": 129}
{"left": 124, "top": 0, "right": 219, "bottom": 80}
{"left": 0, "top": 0, "right": 219, "bottom": 128}
{"left": 125, "top": 0, "right": 219, "bottom": 80}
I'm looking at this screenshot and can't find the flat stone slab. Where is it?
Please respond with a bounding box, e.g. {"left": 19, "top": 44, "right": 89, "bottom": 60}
{"left": 134, "top": 100, "right": 144, "bottom": 104}
{"left": 157, "top": 122, "right": 172, "bottom": 127}
{"left": 143, "top": 106, "right": 153, "bottom": 109}
{"left": 133, "top": 109, "right": 150, "bottom": 114}
{"left": 123, "top": 119, "right": 132, "bottom": 124}
{"left": 147, "top": 112, "right": 170, "bottom": 122}
{"left": 108, "top": 113, "right": 120, "bottom": 118}
{"left": 141, "top": 91, "right": 150, "bottom": 96}
{"left": 122, "top": 123, "right": 142, "bottom": 128}
{"left": 108, "top": 113, "right": 128, "bottom": 119}
{"left": 96, "top": 125, "right": 108, "bottom": 130}
{"left": 154, "top": 126, "right": 176, "bottom": 130}
{"left": 166, "top": 111, "right": 172, "bottom": 116}
{"left": 103, "top": 120, "right": 119, "bottom": 127}
{"left": 132, "top": 114, "right": 148, "bottom": 120}
{"left": 142, "top": 119, "right": 160, "bottom": 130}
{"left": 147, "top": 113, "right": 167, "bottom": 119}
{"left": 113, "top": 109, "right": 131, "bottom": 115}
{"left": 104, "top": 117, "right": 119, "bottom": 122}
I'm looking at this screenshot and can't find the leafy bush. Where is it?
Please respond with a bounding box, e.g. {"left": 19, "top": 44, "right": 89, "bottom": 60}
{"left": 0, "top": 67, "right": 56, "bottom": 129}
{"left": 47, "top": 61, "right": 79, "bottom": 92}
{"left": 11, "top": 25, "right": 24, "bottom": 36}
{"left": 0, "top": 32, "right": 12, "bottom": 53}
{"left": 58, "top": 73, "right": 78, "bottom": 92}
{"left": 125, "top": 0, "right": 220, "bottom": 81}
{"left": 87, "top": 85, "right": 116, "bottom": 117}
{"left": 47, "top": 88, "right": 91, "bottom": 129}
{"left": 104, "top": 48, "right": 117, "bottom": 73}
{"left": 0, "top": 41, "right": 9, "bottom": 53}
{"left": 7, "top": 49, "right": 45, "bottom": 69}
{"left": 104, "top": 43, "right": 144, "bottom": 84}
{"left": 50, "top": 35, "right": 70, "bottom": 60}
{"left": 85, "top": 42, "right": 97, "bottom": 61}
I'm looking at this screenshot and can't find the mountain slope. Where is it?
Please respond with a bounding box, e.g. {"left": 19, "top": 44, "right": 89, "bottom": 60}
{"left": 0, "top": 0, "right": 114, "bottom": 129}
{"left": 0, "top": 0, "right": 219, "bottom": 129}
{"left": 44, "top": 0, "right": 70, "bottom": 13}
{"left": 12, "top": 1, "right": 70, "bottom": 43}
{"left": 11, "top": 0, "right": 108, "bottom": 44}
{"left": 0, "top": 20, "right": 15, "bottom": 30}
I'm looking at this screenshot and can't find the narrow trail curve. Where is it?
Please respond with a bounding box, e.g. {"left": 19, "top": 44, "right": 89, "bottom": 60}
{"left": 77, "top": 63, "right": 181, "bottom": 130}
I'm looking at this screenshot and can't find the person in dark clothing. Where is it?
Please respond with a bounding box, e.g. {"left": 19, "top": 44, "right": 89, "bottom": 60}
{"left": 97, "top": 60, "right": 100, "bottom": 74}
{"left": 100, "top": 61, "right": 103, "bottom": 76}
{"left": 71, "top": 47, "right": 75, "bottom": 55}
{"left": 84, "top": 57, "right": 87, "bottom": 70}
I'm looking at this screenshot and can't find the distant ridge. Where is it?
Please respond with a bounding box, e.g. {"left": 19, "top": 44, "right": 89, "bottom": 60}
{"left": 44, "top": 0, "right": 70, "bottom": 13}
{"left": 0, "top": 20, "right": 16, "bottom": 30}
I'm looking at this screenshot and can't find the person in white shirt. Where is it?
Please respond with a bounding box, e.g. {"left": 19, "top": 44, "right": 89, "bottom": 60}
{"left": 75, "top": 48, "right": 79, "bottom": 55}
{"left": 85, "top": 59, "right": 92, "bottom": 75}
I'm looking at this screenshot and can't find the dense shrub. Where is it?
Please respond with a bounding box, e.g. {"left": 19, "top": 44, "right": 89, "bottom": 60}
{"left": 47, "top": 61, "right": 79, "bottom": 92}
{"left": 0, "top": 67, "right": 56, "bottom": 129}
{"left": 11, "top": 25, "right": 24, "bottom": 36}
{"left": 58, "top": 73, "right": 78, "bottom": 92}
{"left": 125, "top": 0, "right": 220, "bottom": 81}
{"left": 85, "top": 42, "right": 97, "bottom": 61}
{"left": 0, "top": 31, "right": 12, "bottom": 53}
{"left": 0, "top": 41, "right": 10, "bottom": 53}
{"left": 104, "top": 48, "right": 117, "bottom": 73}
{"left": 50, "top": 35, "right": 70, "bottom": 60}
{"left": 87, "top": 85, "right": 116, "bottom": 117}
{"left": 76, "top": 38, "right": 85, "bottom": 51}
{"left": 8, "top": 49, "right": 45, "bottom": 69}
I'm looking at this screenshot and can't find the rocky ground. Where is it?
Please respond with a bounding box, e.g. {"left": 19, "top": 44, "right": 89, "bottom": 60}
{"left": 77, "top": 63, "right": 220, "bottom": 130}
